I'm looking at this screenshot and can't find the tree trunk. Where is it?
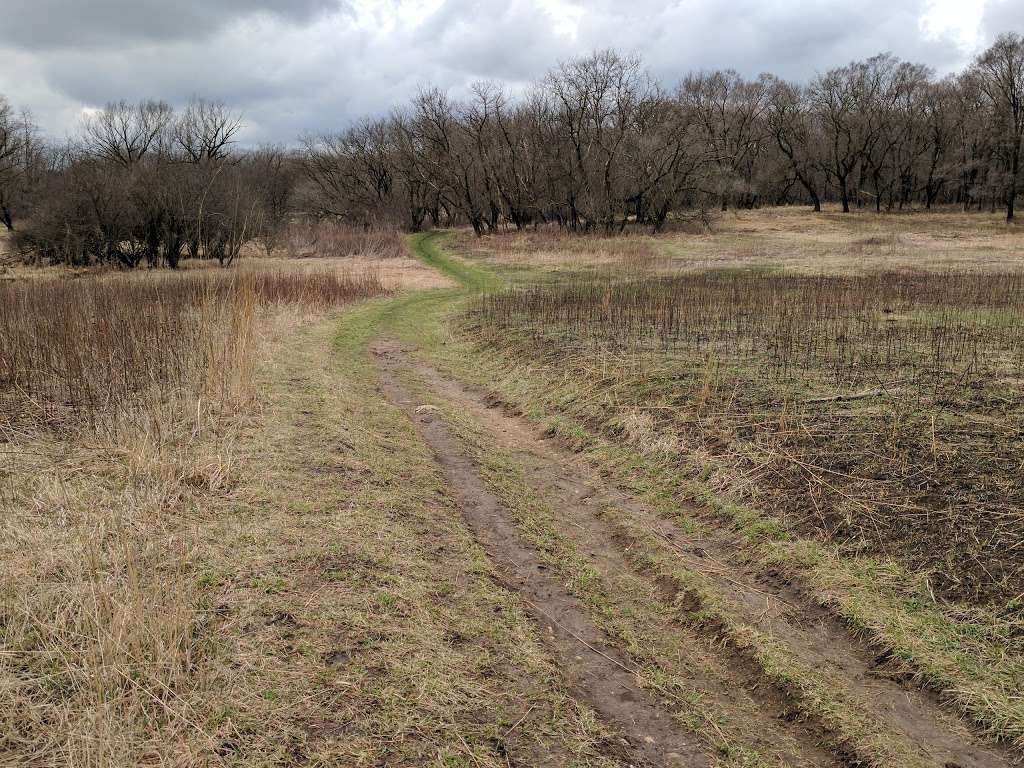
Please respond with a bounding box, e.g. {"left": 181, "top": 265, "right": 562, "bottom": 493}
{"left": 838, "top": 177, "right": 851, "bottom": 213}
{"left": 1007, "top": 146, "right": 1019, "bottom": 223}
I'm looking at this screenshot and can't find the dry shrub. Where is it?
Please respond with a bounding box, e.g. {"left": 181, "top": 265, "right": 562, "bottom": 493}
{"left": 0, "top": 265, "right": 387, "bottom": 765}
{"left": 283, "top": 220, "right": 408, "bottom": 260}
{"left": 469, "top": 270, "right": 1024, "bottom": 605}
{"left": 474, "top": 271, "right": 1024, "bottom": 386}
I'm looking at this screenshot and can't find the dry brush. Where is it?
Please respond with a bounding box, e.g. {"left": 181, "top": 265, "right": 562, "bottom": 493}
{"left": 469, "top": 270, "right": 1024, "bottom": 606}
{"left": 0, "top": 265, "right": 386, "bottom": 764}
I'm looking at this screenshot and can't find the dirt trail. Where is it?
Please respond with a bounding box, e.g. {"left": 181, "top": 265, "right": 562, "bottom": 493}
{"left": 375, "top": 342, "right": 710, "bottom": 767}
{"left": 375, "top": 340, "right": 1013, "bottom": 768}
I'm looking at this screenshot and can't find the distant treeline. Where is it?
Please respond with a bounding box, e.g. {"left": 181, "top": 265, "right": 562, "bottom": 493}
{"left": 1, "top": 33, "right": 1022, "bottom": 266}
{"left": 304, "top": 35, "right": 1024, "bottom": 232}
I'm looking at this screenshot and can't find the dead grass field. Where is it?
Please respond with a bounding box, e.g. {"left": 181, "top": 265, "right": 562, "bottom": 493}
{"left": 457, "top": 206, "right": 1024, "bottom": 277}
{"left": 1, "top": 250, "right": 451, "bottom": 291}
{"left": 664, "top": 207, "right": 1024, "bottom": 273}
{"left": 470, "top": 270, "right": 1024, "bottom": 603}
{"left": 225, "top": 255, "right": 453, "bottom": 291}
{"left": 4, "top": 212, "right": 1022, "bottom": 767}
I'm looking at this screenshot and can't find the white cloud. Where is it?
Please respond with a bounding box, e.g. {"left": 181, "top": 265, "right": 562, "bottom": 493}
{"left": 919, "top": 0, "right": 986, "bottom": 61}
{"left": 539, "top": 0, "right": 585, "bottom": 39}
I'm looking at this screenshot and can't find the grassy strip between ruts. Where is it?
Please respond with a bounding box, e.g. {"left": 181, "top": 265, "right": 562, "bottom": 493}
{"left": 399, "top": 232, "right": 1024, "bottom": 754}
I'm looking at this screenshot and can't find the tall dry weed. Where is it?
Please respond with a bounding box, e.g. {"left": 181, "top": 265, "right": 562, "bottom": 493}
{"left": 0, "top": 264, "right": 387, "bottom": 765}
{"left": 283, "top": 220, "right": 408, "bottom": 260}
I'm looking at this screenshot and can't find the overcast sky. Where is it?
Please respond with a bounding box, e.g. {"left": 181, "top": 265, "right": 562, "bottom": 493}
{"left": 0, "top": 0, "right": 1018, "bottom": 144}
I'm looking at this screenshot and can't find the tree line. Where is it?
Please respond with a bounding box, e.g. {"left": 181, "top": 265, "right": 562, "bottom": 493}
{"left": 303, "top": 33, "right": 1024, "bottom": 232}
{"left": 1, "top": 33, "right": 1022, "bottom": 267}
{"left": 0, "top": 98, "right": 296, "bottom": 267}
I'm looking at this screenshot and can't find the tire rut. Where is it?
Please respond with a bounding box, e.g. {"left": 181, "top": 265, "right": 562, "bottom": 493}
{"left": 379, "top": 342, "right": 1014, "bottom": 768}
{"left": 374, "top": 343, "right": 710, "bottom": 768}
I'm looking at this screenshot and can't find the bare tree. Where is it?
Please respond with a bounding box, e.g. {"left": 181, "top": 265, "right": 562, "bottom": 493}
{"left": 82, "top": 100, "right": 173, "bottom": 167}
{"left": 249, "top": 145, "right": 299, "bottom": 254}
{"left": 680, "top": 70, "right": 772, "bottom": 210}
{"left": 767, "top": 79, "right": 825, "bottom": 211}
{"left": 302, "top": 118, "right": 396, "bottom": 222}
{"left": 0, "top": 96, "right": 23, "bottom": 230}
{"left": 293, "top": 42, "right": 1024, "bottom": 229}
{"left": 0, "top": 97, "right": 43, "bottom": 231}
{"left": 174, "top": 98, "right": 243, "bottom": 164}
{"left": 974, "top": 33, "right": 1024, "bottom": 222}
{"left": 808, "top": 55, "right": 900, "bottom": 213}
{"left": 14, "top": 98, "right": 270, "bottom": 268}
{"left": 13, "top": 39, "right": 1024, "bottom": 261}
{"left": 918, "top": 78, "right": 957, "bottom": 209}
{"left": 544, "top": 50, "right": 654, "bottom": 232}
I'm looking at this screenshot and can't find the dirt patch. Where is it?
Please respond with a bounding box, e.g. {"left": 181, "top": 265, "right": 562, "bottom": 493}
{"left": 374, "top": 341, "right": 710, "bottom": 767}
{"left": 385, "top": 344, "right": 1013, "bottom": 768}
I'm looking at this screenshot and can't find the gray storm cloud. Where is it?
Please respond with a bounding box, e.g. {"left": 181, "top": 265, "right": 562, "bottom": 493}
{"left": 0, "top": 0, "right": 340, "bottom": 48}
{"left": 0, "top": 0, "right": 1017, "bottom": 143}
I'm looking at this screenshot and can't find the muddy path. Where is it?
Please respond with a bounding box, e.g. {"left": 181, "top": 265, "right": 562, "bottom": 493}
{"left": 375, "top": 340, "right": 850, "bottom": 768}
{"left": 374, "top": 340, "right": 1013, "bottom": 768}
{"left": 375, "top": 343, "right": 710, "bottom": 767}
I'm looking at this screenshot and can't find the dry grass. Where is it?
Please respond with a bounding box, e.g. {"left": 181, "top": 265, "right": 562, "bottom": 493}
{"left": 2, "top": 220, "right": 428, "bottom": 288}
{"left": 0, "top": 268, "right": 385, "bottom": 428}
{"left": 1, "top": 420, "right": 232, "bottom": 764}
{"left": 476, "top": 271, "right": 1024, "bottom": 383}
{"left": 0, "top": 291, "right": 624, "bottom": 766}
{"left": 458, "top": 207, "right": 1024, "bottom": 604}
{"left": 444, "top": 217, "right": 1024, "bottom": 746}
{"left": 663, "top": 206, "right": 1024, "bottom": 274}
{"left": 457, "top": 207, "right": 1024, "bottom": 277}
{"left": 454, "top": 226, "right": 673, "bottom": 277}
{"left": 281, "top": 220, "right": 409, "bottom": 260}
{"left": 0, "top": 265, "right": 388, "bottom": 765}
{"left": 230, "top": 255, "right": 453, "bottom": 291}
{"left": 191, "top": 313, "right": 621, "bottom": 766}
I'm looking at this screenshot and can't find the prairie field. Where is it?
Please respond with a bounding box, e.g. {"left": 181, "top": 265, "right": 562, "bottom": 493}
{"left": 469, "top": 264, "right": 1024, "bottom": 604}
{"left": 3, "top": 209, "right": 1024, "bottom": 768}
{"left": 454, "top": 207, "right": 1024, "bottom": 277}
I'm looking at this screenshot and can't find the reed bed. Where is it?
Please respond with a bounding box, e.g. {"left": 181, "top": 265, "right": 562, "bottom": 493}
{"left": 0, "top": 267, "right": 386, "bottom": 428}
{"left": 469, "top": 271, "right": 1024, "bottom": 606}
